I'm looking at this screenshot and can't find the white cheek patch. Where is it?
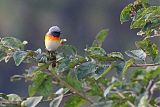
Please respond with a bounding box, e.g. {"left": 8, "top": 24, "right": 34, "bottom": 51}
{"left": 45, "top": 40, "right": 61, "bottom": 51}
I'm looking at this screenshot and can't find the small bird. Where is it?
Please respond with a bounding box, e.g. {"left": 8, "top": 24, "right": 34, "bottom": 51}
{"left": 44, "top": 26, "right": 66, "bottom": 67}
{"left": 45, "top": 26, "right": 64, "bottom": 51}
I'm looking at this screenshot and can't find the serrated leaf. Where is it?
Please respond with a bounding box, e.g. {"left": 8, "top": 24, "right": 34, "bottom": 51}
{"left": 92, "top": 29, "right": 109, "bottom": 47}
{"left": 49, "top": 95, "right": 63, "bottom": 107}
{"left": 120, "top": 3, "right": 133, "bottom": 24}
{"left": 1, "top": 37, "right": 24, "bottom": 49}
{"left": 21, "top": 96, "right": 43, "bottom": 107}
{"left": 13, "top": 51, "right": 28, "bottom": 66}
{"left": 28, "top": 71, "right": 53, "bottom": 96}
{"left": 7, "top": 94, "right": 22, "bottom": 102}
{"left": 64, "top": 96, "right": 86, "bottom": 107}
{"left": 125, "top": 49, "right": 146, "bottom": 61}
{"left": 122, "top": 59, "right": 134, "bottom": 74}
{"left": 76, "top": 62, "right": 97, "bottom": 80}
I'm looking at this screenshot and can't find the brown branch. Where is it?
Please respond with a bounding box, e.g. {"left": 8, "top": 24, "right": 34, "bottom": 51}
{"left": 131, "top": 63, "right": 160, "bottom": 67}
{"left": 144, "top": 34, "right": 160, "bottom": 39}
{"left": 49, "top": 69, "right": 94, "bottom": 104}
{"left": 116, "top": 91, "right": 136, "bottom": 107}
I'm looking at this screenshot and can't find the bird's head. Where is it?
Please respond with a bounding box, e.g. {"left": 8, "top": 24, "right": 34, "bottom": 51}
{"left": 47, "top": 26, "right": 61, "bottom": 37}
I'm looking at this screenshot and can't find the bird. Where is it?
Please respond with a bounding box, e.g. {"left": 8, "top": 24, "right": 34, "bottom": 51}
{"left": 45, "top": 26, "right": 63, "bottom": 51}
{"left": 44, "top": 26, "right": 66, "bottom": 66}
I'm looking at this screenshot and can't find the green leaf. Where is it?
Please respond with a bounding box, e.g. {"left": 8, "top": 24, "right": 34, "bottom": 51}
{"left": 64, "top": 96, "right": 86, "bottom": 107}
{"left": 122, "top": 59, "right": 134, "bottom": 74}
{"left": 7, "top": 94, "right": 22, "bottom": 102}
{"left": 144, "top": 67, "right": 160, "bottom": 82}
{"left": 142, "top": 19, "right": 160, "bottom": 31}
{"left": 0, "top": 52, "right": 6, "bottom": 62}
{"left": 133, "top": 6, "right": 160, "bottom": 32}
{"left": 125, "top": 49, "right": 146, "bottom": 61}
{"left": 28, "top": 71, "right": 53, "bottom": 96}
{"left": 107, "top": 52, "right": 124, "bottom": 61}
{"left": 76, "top": 62, "right": 97, "bottom": 80}
{"left": 59, "top": 45, "right": 77, "bottom": 55}
{"left": 97, "top": 63, "right": 115, "bottom": 80}
{"left": 0, "top": 93, "right": 8, "bottom": 99}
{"left": 131, "top": 69, "right": 145, "bottom": 81}
{"left": 120, "top": 3, "right": 133, "bottom": 24}
{"left": 104, "top": 82, "right": 123, "bottom": 97}
{"left": 1, "top": 37, "right": 24, "bottom": 49}
{"left": 87, "top": 82, "right": 102, "bottom": 96}
{"left": 86, "top": 47, "right": 107, "bottom": 62}
{"left": 138, "top": 94, "right": 148, "bottom": 107}
{"left": 137, "top": 0, "right": 148, "bottom": 4}
{"left": 134, "top": 6, "right": 160, "bottom": 21}
{"left": 92, "top": 29, "right": 109, "bottom": 47}
{"left": 49, "top": 95, "right": 63, "bottom": 107}
{"left": 131, "top": 19, "right": 146, "bottom": 29}
{"left": 13, "top": 51, "right": 28, "bottom": 66}
{"left": 69, "top": 55, "right": 86, "bottom": 68}
{"left": 136, "top": 39, "right": 158, "bottom": 59}
{"left": 21, "top": 96, "right": 43, "bottom": 107}
{"left": 57, "top": 57, "right": 70, "bottom": 72}
{"left": 154, "top": 55, "right": 160, "bottom": 64}
{"left": 66, "top": 73, "right": 82, "bottom": 90}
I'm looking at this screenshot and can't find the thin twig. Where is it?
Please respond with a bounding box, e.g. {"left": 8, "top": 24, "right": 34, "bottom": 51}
{"left": 144, "top": 34, "right": 160, "bottom": 39}
{"left": 116, "top": 91, "right": 136, "bottom": 107}
{"left": 131, "top": 63, "right": 160, "bottom": 67}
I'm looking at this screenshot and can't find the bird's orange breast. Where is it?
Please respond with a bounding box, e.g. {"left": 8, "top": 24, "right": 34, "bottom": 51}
{"left": 45, "top": 35, "right": 60, "bottom": 41}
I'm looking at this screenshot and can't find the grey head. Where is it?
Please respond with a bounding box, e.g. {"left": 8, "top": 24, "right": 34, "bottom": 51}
{"left": 47, "top": 26, "right": 61, "bottom": 37}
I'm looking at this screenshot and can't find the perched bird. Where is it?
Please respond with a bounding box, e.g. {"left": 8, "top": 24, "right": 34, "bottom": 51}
{"left": 44, "top": 26, "right": 66, "bottom": 67}
{"left": 45, "top": 26, "right": 64, "bottom": 51}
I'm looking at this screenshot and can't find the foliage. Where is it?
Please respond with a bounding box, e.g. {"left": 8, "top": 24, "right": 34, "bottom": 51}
{"left": 0, "top": 0, "right": 160, "bottom": 107}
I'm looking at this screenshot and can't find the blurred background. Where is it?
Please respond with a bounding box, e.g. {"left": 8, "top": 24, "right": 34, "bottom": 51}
{"left": 0, "top": 0, "right": 159, "bottom": 106}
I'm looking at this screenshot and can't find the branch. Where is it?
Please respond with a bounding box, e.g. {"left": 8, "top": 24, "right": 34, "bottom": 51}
{"left": 131, "top": 63, "right": 160, "bottom": 67}
{"left": 144, "top": 34, "right": 160, "bottom": 39}
{"left": 116, "top": 91, "right": 136, "bottom": 107}
{"left": 49, "top": 69, "right": 94, "bottom": 104}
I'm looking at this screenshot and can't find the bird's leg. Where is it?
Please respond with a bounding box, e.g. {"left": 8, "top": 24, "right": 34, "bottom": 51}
{"left": 45, "top": 50, "right": 57, "bottom": 67}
